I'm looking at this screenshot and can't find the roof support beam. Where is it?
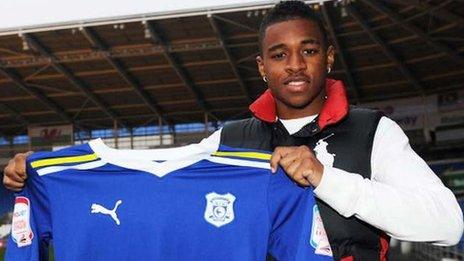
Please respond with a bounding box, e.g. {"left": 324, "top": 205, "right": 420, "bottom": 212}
{"left": 414, "top": 0, "right": 463, "bottom": 27}
{"left": 0, "top": 101, "right": 29, "bottom": 125}
{"left": 145, "top": 21, "right": 218, "bottom": 120}
{"left": 347, "top": 5, "right": 426, "bottom": 95}
{"left": 236, "top": 52, "right": 259, "bottom": 64}
{"left": 4, "top": 44, "right": 463, "bottom": 85}
{"left": 22, "top": 33, "right": 124, "bottom": 125}
{"left": 208, "top": 15, "right": 253, "bottom": 102}
{"left": 361, "top": 0, "right": 464, "bottom": 65}
{"left": 211, "top": 15, "right": 257, "bottom": 33}
{"left": 0, "top": 96, "right": 248, "bottom": 117}
{"left": 380, "top": 0, "right": 462, "bottom": 26}
{"left": 80, "top": 27, "right": 171, "bottom": 125}
{"left": 0, "top": 18, "right": 452, "bottom": 69}
{"left": 0, "top": 67, "right": 73, "bottom": 123}
{"left": 321, "top": 3, "right": 360, "bottom": 103}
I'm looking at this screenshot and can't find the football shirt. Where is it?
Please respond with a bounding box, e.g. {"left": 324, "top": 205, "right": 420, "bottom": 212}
{"left": 7, "top": 139, "right": 332, "bottom": 260}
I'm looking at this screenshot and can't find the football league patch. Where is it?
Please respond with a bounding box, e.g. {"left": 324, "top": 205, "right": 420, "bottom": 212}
{"left": 11, "top": 196, "right": 34, "bottom": 247}
{"left": 310, "top": 205, "right": 332, "bottom": 256}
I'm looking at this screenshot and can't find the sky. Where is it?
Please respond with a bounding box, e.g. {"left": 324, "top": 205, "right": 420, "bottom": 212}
{"left": 0, "top": 0, "right": 267, "bottom": 31}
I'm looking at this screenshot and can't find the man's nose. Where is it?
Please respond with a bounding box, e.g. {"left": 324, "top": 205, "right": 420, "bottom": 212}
{"left": 285, "top": 53, "right": 307, "bottom": 73}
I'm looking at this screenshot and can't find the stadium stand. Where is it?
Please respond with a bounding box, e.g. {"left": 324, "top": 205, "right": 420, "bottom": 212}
{"left": 0, "top": 0, "right": 463, "bottom": 260}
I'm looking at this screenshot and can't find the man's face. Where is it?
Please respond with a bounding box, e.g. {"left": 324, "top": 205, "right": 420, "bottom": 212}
{"left": 257, "top": 18, "right": 334, "bottom": 117}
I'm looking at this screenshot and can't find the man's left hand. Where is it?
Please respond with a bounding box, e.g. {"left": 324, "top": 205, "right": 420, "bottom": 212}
{"left": 270, "top": 146, "right": 324, "bottom": 187}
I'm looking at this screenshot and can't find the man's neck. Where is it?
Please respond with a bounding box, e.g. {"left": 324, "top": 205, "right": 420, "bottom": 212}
{"left": 276, "top": 92, "right": 325, "bottom": 120}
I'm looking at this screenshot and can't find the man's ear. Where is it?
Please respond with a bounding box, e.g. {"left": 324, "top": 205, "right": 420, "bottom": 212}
{"left": 326, "top": 45, "right": 335, "bottom": 70}
{"left": 256, "top": 55, "right": 266, "bottom": 79}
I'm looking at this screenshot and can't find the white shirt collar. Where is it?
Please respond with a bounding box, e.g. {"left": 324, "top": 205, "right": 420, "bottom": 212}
{"left": 279, "top": 115, "right": 318, "bottom": 135}
{"left": 88, "top": 138, "right": 211, "bottom": 177}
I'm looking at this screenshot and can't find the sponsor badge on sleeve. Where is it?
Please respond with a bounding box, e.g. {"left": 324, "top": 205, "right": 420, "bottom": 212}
{"left": 310, "top": 205, "right": 333, "bottom": 256}
{"left": 11, "top": 196, "right": 34, "bottom": 247}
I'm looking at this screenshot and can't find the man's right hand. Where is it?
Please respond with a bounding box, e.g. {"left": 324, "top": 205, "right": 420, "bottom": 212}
{"left": 3, "top": 151, "right": 33, "bottom": 191}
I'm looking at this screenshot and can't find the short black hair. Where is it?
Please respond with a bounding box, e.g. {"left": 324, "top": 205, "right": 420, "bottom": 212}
{"left": 258, "top": 1, "right": 328, "bottom": 53}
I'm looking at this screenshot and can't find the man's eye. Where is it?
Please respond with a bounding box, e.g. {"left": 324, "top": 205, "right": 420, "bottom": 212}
{"left": 271, "top": 53, "right": 286, "bottom": 60}
{"left": 303, "top": 49, "right": 318, "bottom": 55}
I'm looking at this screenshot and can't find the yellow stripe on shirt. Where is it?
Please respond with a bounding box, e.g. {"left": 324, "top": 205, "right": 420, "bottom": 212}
{"left": 31, "top": 153, "right": 99, "bottom": 168}
{"left": 211, "top": 151, "right": 271, "bottom": 161}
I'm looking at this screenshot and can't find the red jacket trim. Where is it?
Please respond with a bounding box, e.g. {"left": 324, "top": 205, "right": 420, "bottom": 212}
{"left": 249, "top": 78, "right": 349, "bottom": 130}
{"left": 380, "top": 233, "right": 390, "bottom": 261}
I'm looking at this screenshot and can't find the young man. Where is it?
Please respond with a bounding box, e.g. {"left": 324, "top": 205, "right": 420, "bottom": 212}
{"left": 4, "top": 1, "right": 463, "bottom": 260}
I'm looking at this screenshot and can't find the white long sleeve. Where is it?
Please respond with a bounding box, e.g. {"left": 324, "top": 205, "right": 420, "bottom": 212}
{"left": 314, "top": 116, "right": 464, "bottom": 245}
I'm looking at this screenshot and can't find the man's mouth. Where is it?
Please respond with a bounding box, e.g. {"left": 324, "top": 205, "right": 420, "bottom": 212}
{"left": 284, "top": 77, "right": 311, "bottom": 92}
{"left": 287, "top": 81, "right": 308, "bottom": 86}
{"left": 284, "top": 76, "right": 311, "bottom": 85}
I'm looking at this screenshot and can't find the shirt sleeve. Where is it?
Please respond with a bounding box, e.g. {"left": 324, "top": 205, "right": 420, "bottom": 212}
{"left": 6, "top": 154, "right": 52, "bottom": 261}
{"left": 267, "top": 168, "right": 333, "bottom": 260}
{"left": 313, "top": 116, "right": 463, "bottom": 245}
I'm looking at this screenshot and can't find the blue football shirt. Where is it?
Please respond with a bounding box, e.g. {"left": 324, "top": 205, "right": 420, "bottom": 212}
{"left": 7, "top": 139, "right": 332, "bottom": 260}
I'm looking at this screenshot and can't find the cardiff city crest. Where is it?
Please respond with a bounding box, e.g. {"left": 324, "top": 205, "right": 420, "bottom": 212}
{"left": 204, "top": 192, "right": 236, "bottom": 227}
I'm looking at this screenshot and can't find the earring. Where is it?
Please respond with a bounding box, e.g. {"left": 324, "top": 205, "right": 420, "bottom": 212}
{"left": 262, "top": 76, "right": 268, "bottom": 83}
{"left": 327, "top": 67, "right": 331, "bottom": 74}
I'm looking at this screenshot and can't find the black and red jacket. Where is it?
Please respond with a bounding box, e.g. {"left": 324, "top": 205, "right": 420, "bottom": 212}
{"left": 220, "top": 79, "right": 389, "bottom": 261}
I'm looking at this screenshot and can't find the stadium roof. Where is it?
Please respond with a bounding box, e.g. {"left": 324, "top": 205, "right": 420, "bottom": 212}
{"left": 0, "top": 0, "right": 463, "bottom": 136}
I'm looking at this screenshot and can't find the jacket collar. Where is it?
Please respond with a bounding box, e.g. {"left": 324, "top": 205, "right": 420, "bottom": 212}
{"left": 249, "top": 78, "right": 349, "bottom": 130}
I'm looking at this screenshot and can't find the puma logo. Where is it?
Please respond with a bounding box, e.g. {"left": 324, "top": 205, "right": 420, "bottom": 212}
{"left": 91, "top": 200, "right": 122, "bottom": 225}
